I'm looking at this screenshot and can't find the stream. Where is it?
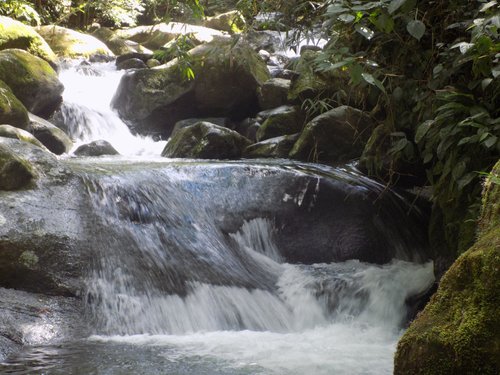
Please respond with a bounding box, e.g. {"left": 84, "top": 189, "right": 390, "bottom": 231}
{"left": 0, "top": 61, "right": 434, "bottom": 374}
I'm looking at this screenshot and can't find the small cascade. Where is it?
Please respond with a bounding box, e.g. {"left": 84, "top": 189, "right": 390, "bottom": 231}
{"left": 56, "top": 61, "right": 166, "bottom": 156}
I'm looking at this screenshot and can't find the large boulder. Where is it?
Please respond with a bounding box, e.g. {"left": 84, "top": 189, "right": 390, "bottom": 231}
{"left": 243, "top": 133, "right": 299, "bottom": 159}
{"left": 289, "top": 105, "right": 374, "bottom": 163}
{"left": 204, "top": 10, "right": 246, "bottom": 33}
{"left": 0, "top": 124, "right": 47, "bottom": 150}
{"left": 116, "top": 22, "right": 226, "bottom": 50}
{"left": 161, "top": 121, "right": 251, "bottom": 159}
{"left": 0, "top": 80, "right": 29, "bottom": 129}
{"left": 112, "top": 37, "right": 270, "bottom": 138}
{"left": 36, "top": 25, "right": 114, "bottom": 59}
{"left": 28, "top": 113, "right": 73, "bottom": 155}
{"left": 256, "top": 105, "right": 304, "bottom": 141}
{"left": 0, "top": 16, "right": 57, "bottom": 66}
{"left": 394, "top": 160, "right": 500, "bottom": 375}
{"left": 258, "top": 78, "right": 291, "bottom": 110}
{"left": 0, "top": 137, "right": 36, "bottom": 190}
{"left": 92, "top": 27, "right": 152, "bottom": 56}
{"left": 0, "top": 49, "right": 64, "bottom": 117}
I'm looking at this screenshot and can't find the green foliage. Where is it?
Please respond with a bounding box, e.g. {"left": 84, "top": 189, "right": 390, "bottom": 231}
{"left": 0, "top": 0, "right": 40, "bottom": 25}
{"left": 153, "top": 33, "right": 196, "bottom": 80}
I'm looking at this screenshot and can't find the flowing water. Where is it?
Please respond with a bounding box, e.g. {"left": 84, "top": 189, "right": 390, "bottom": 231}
{"left": 0, "top": 61, "right": 434, "bottom": 374}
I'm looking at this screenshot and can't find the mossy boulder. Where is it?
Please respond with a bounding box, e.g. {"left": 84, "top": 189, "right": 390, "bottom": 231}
{"left": 36, "top": 25, "right": 114, "bottom": 59}
{"left": 243, "top": 133, "right": 299, "bottom": 158}
{"left": 116, "top": 22, "right": 226, "bottom": 50}
{"left": 258, "top": 78, "right": 291, "bottom": 110}
{"left": 256, "top": 105, "right": 304, "bottom": 141}
{"left": 0, "top": 49, "right": 63, "bottom": 117}
{"left": 289, "top": 105, "right": 374, "bottom": 163}
{"left": 92, "top": 27, "right": 152, "bottom": 56}
{"left": 112, "top": 37, "right": 270, "bottom": 138}
{"left": 161, "top": 121, "right": 251, "bottom": 159}
{"left": 28, "top": 113, "right": 73, "bottom": 155}
{"left": 204, "top": 10, "right": 246, "bottom": 33}
{"left": 394, "top": 160, "right": 500, "bottom": 375}
{"left": 116, "top": 58, "right": 147, "bottom": 70}
{"left": 0, "top": 124, "right": 46, "bottom": 150}
{"left": 0, "top": 80, "right": 29, "bottom": 129}
{"left": 0, "top": 16, "right": 57, "bottom": 66}
{"left": 0, "top": 138, "right": 36, "bottom": 190}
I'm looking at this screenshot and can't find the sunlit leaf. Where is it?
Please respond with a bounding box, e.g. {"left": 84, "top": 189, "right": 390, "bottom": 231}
{"left": 355, "top": 24, "right": 375, "bottom": 40}
{"left": 361, "top": 72, "right": 386, "bottom": 93}
{"left": 407, "top": 20, "right": 425, "bottom": 40}
{"left": 388, "top": 0, "right": 408, "bottom": 14}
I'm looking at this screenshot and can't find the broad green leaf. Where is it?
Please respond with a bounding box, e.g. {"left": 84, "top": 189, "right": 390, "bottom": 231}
{"left": 452, "top": 160, "right": 467, "bottom": 181}
{"left": 415, "top": 120, "right": 434, "bottom": 143}
{"left": 388, "top": 0, "right": 407, "bottom": 14}
{"left": 457, "top": 137, "right": 471, "bottom": 146}
{"left": 349, "top": 63, "right": 363, "bottom": 85}
{"left": 484, "top": 135, "right": 498, "bottom": 148}
{"left": 391, "top": 138, "right": 409, "bottom": 153}
{"left": 361, "top": 72, "right": 386, "bottom": 93}
{"left": 338, "top": 13, "right": 356, "bottom": 23}
{"left": 457, "top": 172, "right": 476, "bottom": 190}
{"left": 407, "top": 20, "right": 425, "bottom": 40}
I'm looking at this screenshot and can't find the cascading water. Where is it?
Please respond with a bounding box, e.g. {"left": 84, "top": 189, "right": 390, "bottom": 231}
{"left": 0, "top": 61, "right": 435, "bottom": 375}
{"left": 56, "top": 61, "right": 166, "bottom": 156}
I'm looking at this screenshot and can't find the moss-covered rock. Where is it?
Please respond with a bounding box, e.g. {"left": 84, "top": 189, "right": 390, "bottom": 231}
{"left": 256, "top": 105, "right": 304, "bottom": 141}
{"left": 258, "top": 78, "right": 291, "bottom": 110}
{"left": 394, "top": 160, "right": 500, "bottom": 375}
{"left": 161, "top": 121, "right": 251, "bottom": 159}
{"left": 0, "top": 138, "right": 36, "bottom": 190}
{"left": 36, "top": 25, "right": 114, "bottom": 59}
{"left": 289, "top": 105, "right": 374, "bottom": 163}
{"left": 0, "top": 49, "right": 63, "bottom": 117}
{"left": 243, "top": 133, "right": 299, "bottom": 158}
{"left": 0, "top": 16, "right": 57, "bottom": 66}
{"left": 116, "top": 22, "right": 226, "bottom": 50}
{"left": 92, "top": 27, "right": 152, "bottom": 56}
{"left": 0, "top": 80, "right": 29, "bottom": 129}
{"left": 112, "top": 37, "right": 270, "bottom": 137}
{"left": 28, "top": 113, "right": 73, "bottom": 155}
{"left": 204, "top": 10, "right": 246, "bottom": 33}
{"left": 0, "top": 124, "right": 46, "bottom": 150}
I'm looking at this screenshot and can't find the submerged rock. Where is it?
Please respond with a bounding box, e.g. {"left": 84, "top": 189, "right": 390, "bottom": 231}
{"left": 395, "top": 160, "right": 500, "bottom": 375}
{"left": 162, "top": 121, "right": 251, "bottom": 159}
{"left": 289, "top": 105, "right": 374, "bottom": 163}
{"left": 28, "top": 113, "right": 73, "bottom": 155}
{"left": 112, "top": 37, "right": 270, "bottom": 138}
{"left": 0, "top": 16, "right": 57, "bottom": 66}
{"left": 0, "top": 80, "right": 29, "bottom": 129}
{"left": 36, "top": 25, "right": 114, "bottom": 59}
{"left": 0, "top": 49, "right": 64, "bottom": 117}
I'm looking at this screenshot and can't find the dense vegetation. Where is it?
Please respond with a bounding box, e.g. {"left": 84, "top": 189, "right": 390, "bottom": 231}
{"left": 1, "top": 0, "right": 498, "bottom": 263}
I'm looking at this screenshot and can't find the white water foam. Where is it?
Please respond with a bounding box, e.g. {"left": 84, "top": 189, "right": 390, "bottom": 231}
{"left": 58, "top": 61, "right": 166, "bottom": 156}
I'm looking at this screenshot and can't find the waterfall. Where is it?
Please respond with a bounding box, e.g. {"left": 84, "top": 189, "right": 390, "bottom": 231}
{"left": 1, "top": 60, "right": 435, "bottom": 374}
{"left": 56, "top": 61, "right": 166, "bottom": 156}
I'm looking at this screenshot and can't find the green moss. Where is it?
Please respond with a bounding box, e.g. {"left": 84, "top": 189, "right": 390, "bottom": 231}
{"left": 0, "top": 143, "right": 35, "bottom": 190}
{"left": 256, "top": 107, "right": 303, "bottom": 141}
{"left": 395, "top": 166, "right": 500, "bottom": 374}
{"left": 19, "top": 250, "right": 39, "bottom": 269}
{"left": 479, "top": 159, "right": 500, "bottom": 234}
{"left": 0, "top": 80, "right": 29, "bottom": 129}
{"left": 0, "top": 16, "right": 57, "bottom": 65}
